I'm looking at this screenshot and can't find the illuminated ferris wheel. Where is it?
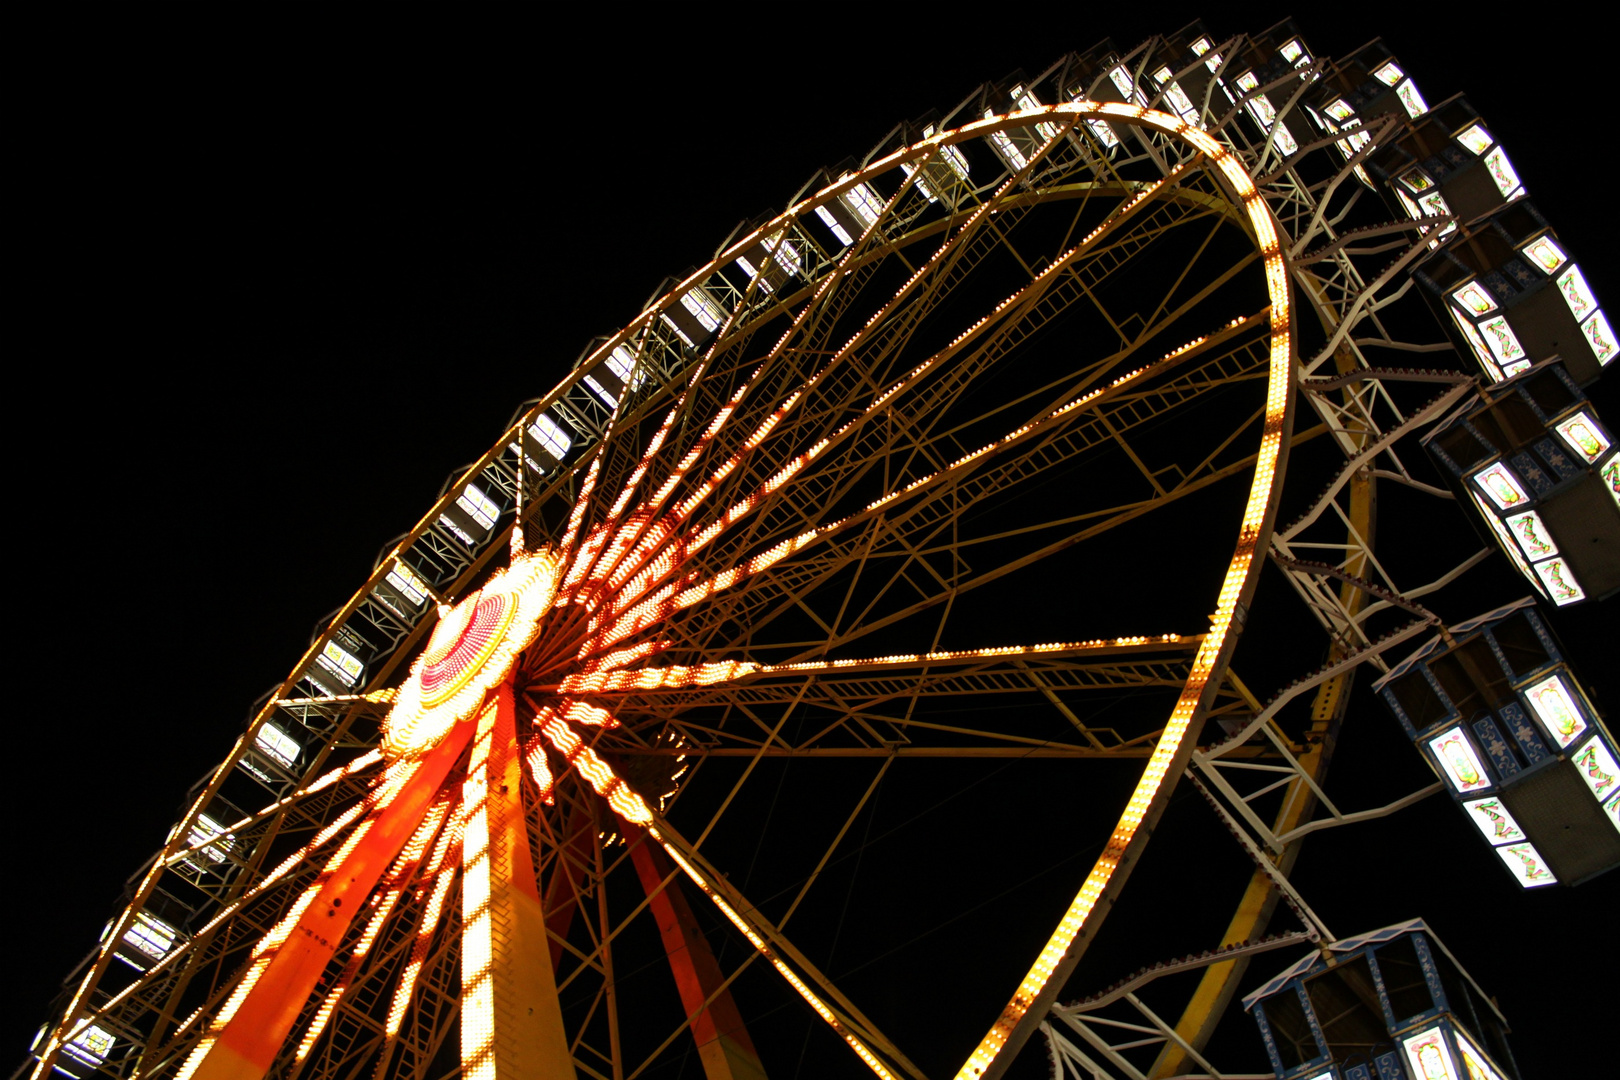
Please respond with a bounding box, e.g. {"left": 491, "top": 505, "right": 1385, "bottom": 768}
{"left": 27, "top": 18, "right": 1615, "bottom": 1080}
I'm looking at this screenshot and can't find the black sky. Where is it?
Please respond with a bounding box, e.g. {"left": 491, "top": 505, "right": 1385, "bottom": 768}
{"left": 12, "top": 9, "right": 1615, "bottom": 1077}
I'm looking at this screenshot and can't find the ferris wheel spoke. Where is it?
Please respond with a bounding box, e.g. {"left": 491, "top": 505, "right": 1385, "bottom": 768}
{"left": 569, "top": 218, "right": 1264, "bottom": 668}
{"left": 647, "top": 816, "right": 929, "bottom": 1080}
{"left": 667, "top": 402, "right": 1266, "bottom": 664}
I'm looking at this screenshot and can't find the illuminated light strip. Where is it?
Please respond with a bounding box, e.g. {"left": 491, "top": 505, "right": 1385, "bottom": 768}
{"left": 557, "top": 455, "right": 602, "bottom": 565}
{"left": 586, "top": 639, "right": 663, "bottom": 674}
{"left": 604, "top": 521, "right": 676, "bottom": 595}
{"left": 603, "top": 389, "right": 691, "bottom": 522}
{"left": 525, "top": 736, "right": 556, "bottom": 804}
{"left": 609, "top": 377, "right": 760, "bottom": 569}
{"left": 948, "top": 103, "right": 1292, "bottom": 1080}
{"left": 572, "top": 356, "right": 762, "bottom": 600}
{"left": 559, "top": 660, "right": 762, "bottom": 694}
{"left": 533, "top": 705, "right": 902, "bottom": 1077}
{"left": 87, "top": 760, "right": 416, "bottom": 1050}
{"left": 651, "top": 830, "right": 899, "bottom": 1080}
{"left": 381, "top": 813, "right": 462, "bottom": 1040}
{"left": 460, "top": 700, "right": 501, "bottom": 1080}
{"left": 563, "top": 699, "right": 619, "bottom": 728}
{"left": 554, "top": 637, "right": 1194, "bottom": 695}
{"left": 588, "top": 316, "right": 1228, "bottom": 660}
{"left": 764, "top": 636, "right": 1191, "bottom": 672}
{"left": 174, "top": 794, "right": 400, "bottom": 1080}
{"left": 559, "top": 523, "right": 609, "bottom": 596}
{"left": 293, "top": 797, "right": 451, "bottom": 1062}
{"left": 538, "top": 717, "right": 653, "bottom": 825}
{"left": 163, "top": 750, "right": 385, "bottom": 868}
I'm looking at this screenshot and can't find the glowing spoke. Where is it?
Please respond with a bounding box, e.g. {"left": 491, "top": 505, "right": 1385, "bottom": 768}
{"left": 538, "top": 715, "right": 653, "bottom": 826}
{"left": 294, "top": 795, "right": 451, "bottom": 1063}
{"left": 381, "top": 808, "right": 463, "bottom": 1041}
{"left": 162, "top": 749, "right": 385, "bottom": 869}
{"left": 551, "top": 636, "right": 1194, "bottom": 694}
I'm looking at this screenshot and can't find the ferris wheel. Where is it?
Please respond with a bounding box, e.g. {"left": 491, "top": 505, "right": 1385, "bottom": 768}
{"left": 24, "top": 18, "right": 1613, "bottom": 1080}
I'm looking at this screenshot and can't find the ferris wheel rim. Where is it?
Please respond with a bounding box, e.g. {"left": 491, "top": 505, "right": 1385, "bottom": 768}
{"left": 38, "top": 102, "right": 1307, "bottom": 1080}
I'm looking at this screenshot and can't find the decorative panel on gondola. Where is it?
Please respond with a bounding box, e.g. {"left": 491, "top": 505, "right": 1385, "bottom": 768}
{"left": 1366, "top": 98, "right": 1528, "bottom": 243}
{"left": 1374, "top": 600, "right": 1620, "bottom": 888}
{"left": 1244, "top": 920, "right": 1519, "bottom": 1080}
{"left": 1416, "top": 203, "right": 1614, "bottom": 386}
{"left": 1422, "top": 360, "right": 1619, "bottom": 605}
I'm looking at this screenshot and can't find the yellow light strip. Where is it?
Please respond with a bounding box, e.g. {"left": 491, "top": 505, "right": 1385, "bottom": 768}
{"left": 559, "top": 660, "right": 761, "bottom": 694}
{"left": 557, "top": 454, "right": 602, "bottom": 564}
{"left": 569, "top": 154, "right": 1091, "bottom": 646}
{"left": 81, "top": 763, "right": 411, "bottom": 1057}
{"left": 950, "top": 102, "right": 1292, "bottom": 1080}
{"left": 531, "top": 699, "right": 900, "bottom": 1078}
{"left": 460, "top": 701, "right": 499, "bottom": 1080}
{"left": 555, "top": 635, "right": 1193, "bottom": 694}
{"left": 172, "top": 754, "right": 433, "bottom": 1079}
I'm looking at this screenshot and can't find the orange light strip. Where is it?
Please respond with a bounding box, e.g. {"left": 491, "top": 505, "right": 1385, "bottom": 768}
{"left": 557, "top": 455, "right": 602, "bottom": 567}
{"left": 174, "top": 814, "right": 380, "bottom": 1080}
{"left": 525, "top": 735, "right": 557, "bottom": 805}
{"left": 559, "top": 660, "right": 761, "bottom": 694}
{"left": 537, "top": 714, "right": 652, "bottom": 826}
{"left": 950, "top": 102, "right": 1292, "bottom": 1080}
{"left": 579, "top": 317, "right": 1225, "bottom": 664}
{"left": 585, "top": 639, "right": 664, "bottom": 674}
{"left": 293, "top": 796, "right": 451, "bottom": 1062}
{"left": 97, "top": 773, "right": 395, "bottom": 1040}
{"left": 575, "top": 155, "right": 1080, "bottom": 636}
{"left": 536, "top": 701, "right": 901, "bottom": 1077}
{"left": 562, "top": 700, "right": 618, "bottom": 728}
{"left": 381, "top": 810, "right": 462, "bottom": 1040}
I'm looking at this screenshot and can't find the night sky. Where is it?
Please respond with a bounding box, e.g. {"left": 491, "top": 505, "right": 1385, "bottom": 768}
{"left": 12, "top": 10, "right": 1614, "bottom": 1078}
